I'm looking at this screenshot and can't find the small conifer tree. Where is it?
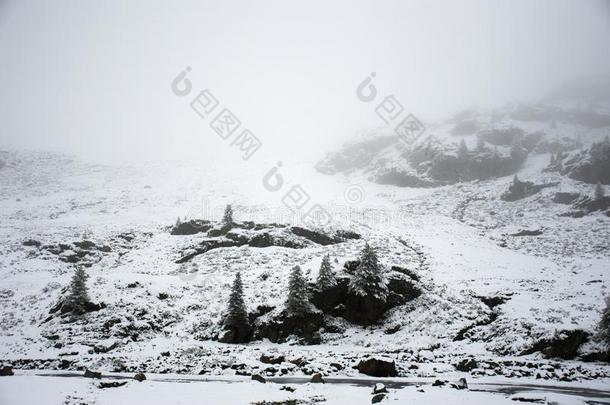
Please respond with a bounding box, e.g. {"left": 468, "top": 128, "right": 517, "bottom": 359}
{"left": 457, "top": 139, "right": 468, "bottom": 160}
{"left": 600, "top": 296, "right": 610, "bottom": 344}
{"left": 595, "top": 182, "right": 605, "bottom": 201}
{"left": 65, "top": 266, "right": 90, "bottom": 315}
{"left": 285, "top": 265, "right": 311, "bottom": 316}
{"left": 476, "top": 136, "right": 485, "bottom": 152}
{"left": 222, "top": 204, "right": 233, "bottom": 226}
{"left": 224, "top": 272, "right": 250, "bottom": 333}
{"left": 316, "top": 255, "right": 336, "bottom": 290}
{"left": 348, "top": 243, "right": 387, "bottom": 298}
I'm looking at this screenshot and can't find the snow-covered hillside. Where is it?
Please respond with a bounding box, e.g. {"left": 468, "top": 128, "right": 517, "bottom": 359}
{"left": 1, "top": 128, "right": 609, "bottom": 392}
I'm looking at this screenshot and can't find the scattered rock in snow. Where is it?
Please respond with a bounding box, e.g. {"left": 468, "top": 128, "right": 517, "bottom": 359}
{"left": 0, "top": 366, "right": 14, "bottom": 376}
{"left": 260, "top": 354, "right": 285, "bottom": 365}
{"left": 450, "top": 377, "right": 468, "bottom": 390}
{"left": 371, "top": 393, "right": 386, "bottom": 403}
{"left": 251, "top": 374, "right": 266, "bottom": 383}
{"left": 310, "top": 373, "right": 324, "bottom": 383}
{"left": 84, "top": 369, "right": 102, "bottom": 379}
{"left": 356, "top": 358, "right": 397, "bottom": 377}
{"left": 372, "top": 383, "right": 387, "bottom": 394}
{"left": 133, "top": 372, "right": 146, "bottom": 382}
{"left": 455, "top": 358, "right": 478, "bottom": 372}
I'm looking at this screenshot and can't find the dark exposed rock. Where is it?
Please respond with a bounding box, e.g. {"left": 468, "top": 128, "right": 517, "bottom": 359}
{"left": 170, "top": 220, "right": 213, "bottom": 235}
{"left": 571, "top": 195, "right": 610, "bottom": 215}
{"left": 450, "top": 378, "right": 468, "bottom": 390}
{"left": 254, "top": 311, "right": 323, "bottom": 345}
{"left": 290, "top": 227, "right": 336, "bottom": 245}
{"left": 84, "top": 369, "right": 102, "bottom": 379}
{"left": 251, "top": 374, "right": 266, "bottom": 383}
{"left": 133, "top": 372, "right": 146, "bottom": 382}
{"left": 260, "top": 354, "right": 285, "bottom": 365}
{"left": 523, "top": 330, "right": 589, "bottom": 360}
{"left": 315, "top": 135, "right": 397, "bottom": 175}
{"left": 372, "top": 383, "right": 388, "bottom": 394}
{"left": 501, "top": 178, "right": 558, "bottom": 202}
{"left": 356, "top": 358, "right": 397, "bottom": 377}
{"left": 510, "top": 229, "right": 543, "bottom": 237}
{"left": 310, "top": 373, "right": 324, "bottom": 383}
{"left": 563, "top": 138, "right": 610, "bottom": 184}
{"left": 98, "top": 381, "right": 128, "bottom": 389}
{"left": 334, "top": 230, "right": 361, "bottom": 240}
{"left": 371, "top": 393, "right": 386, "bottom": 404}
{"left": 22, "top": 239, "right": 41, "bottom": 247}
{"left": 553, "top": 192, "right": 581, "bottom": 204}
{"left": 0, "top": 366, "right": 13, "bottom": 376}
{"left": 432, "top": 379, "right": 447, "bottom": 386}
{"left": 476, "top": 295, "right": 510, "bottom": 309}
{"left": 50, "top": 298, "right": 106, "bottom": 316}
{"left": 455, "top": 358, "right": 478, "bottom": 372}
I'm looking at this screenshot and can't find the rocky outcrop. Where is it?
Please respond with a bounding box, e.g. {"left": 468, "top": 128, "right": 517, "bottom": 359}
{"left": 523, "top": 330, "right": 589, "bottom": 360}
{"left": 316, "top": 135, "right": 397, "bottom": 175}
{"left": 310, "top": 270, "right": 420, "bottom": 326}
{"left": 356, "top": 358, "right": 397, "bottom": 377}
{"left": 253, "top": 310, "right": 324, "bottom": 345}
{"left": 563, "top": 138, "right": 610, "bottom": 185}
{"left": 170, "top": 220, "right": 213, "bottom": 235}
{"left": 501, "top": 178, "right": 557, "bottom": 202}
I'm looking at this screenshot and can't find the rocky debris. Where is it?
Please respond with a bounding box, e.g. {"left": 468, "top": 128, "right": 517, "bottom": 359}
{"left": 84, "top": 369, "right": 102, "bottom": 379}
{"left": 372, "top": 383, "right": 387, "bottom": 394}
{"left": 450, "top": 378, "right": 468, "bottom": 390}
{"left": 133, "top": 372, "right": 146, "bottom": 382}
{"left": 0, "top": 366, "right": 14, "bottom": 376}
{"left": 455, "top": 358, "right": 478, "bottom": 372}
{"left": 431, "top": 379, "right": 447, "bottom": 386}
{"left": 523, "top": 330, "right": 589, "bottom": 360}
{"left": 310, "top": 373, "right": 324, "bottom": 383}
{"left": 251, "top": 374, "right": 266, "bottom": 383}
{"left": 371, "top": 393, "right": 386, "bottom": 404}
{"left": 98, "top": 381, "right": 128, "bottom": 389}
{"left": 280, "top": 385, "right": 296, "bottom": 392}
{"left": 356, "top": 358, "right": 397, "bottom": 377}
{"left": 477, "top": 295, "right": 511, "bottom": 309}
{"left": 260, "top": 354, "right": 285, "bottom": 365}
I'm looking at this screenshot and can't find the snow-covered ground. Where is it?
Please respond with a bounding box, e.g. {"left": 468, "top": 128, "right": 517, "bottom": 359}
{"left": 0, "top": 146, "right": 609, "bottom": 403}
{"left": 1, "top": 372, "right": 609, "bottom": 405}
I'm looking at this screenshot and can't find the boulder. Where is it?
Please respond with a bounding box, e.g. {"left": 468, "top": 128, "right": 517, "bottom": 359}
{"left": 450, "top": 378, "right": 468, "bottom": 390}
{"left": 84, "top": 369, "right": 102, "bottom": 379}
{"left": 357, "top": 358, "right": 397, "bottom": 377}
{"left": 372, "top": 383, "right": 387, "bottom": 394}
{"left": 455, "top": 358, "right": 478, "bottom": 372}
{"left": 371, "top": 393, "right": 386, "bottom": 404}
{"left": 253, "top": 311, "right": 323, "bottom": 345}
{"left": 310, "top": 373, "right": 324, "bottom": 383}
{"left": 133, "top": 373, "right": 146, "bottom": 382}
{"left": 98, "top": 381, "right": 128, "bottom": 389}
{"left": 0, "top": 366, "right": 13, "bottom": 376}
{"left": 251, "top": 374, "right": 266, "bottom": 384}
{"left": 260, "top": 354, "right": 285, "bottom": 365}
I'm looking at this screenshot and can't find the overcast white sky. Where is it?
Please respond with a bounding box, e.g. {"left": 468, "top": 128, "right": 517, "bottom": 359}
{"left": 1, "top": 0, "right": 609, "bottom": 165}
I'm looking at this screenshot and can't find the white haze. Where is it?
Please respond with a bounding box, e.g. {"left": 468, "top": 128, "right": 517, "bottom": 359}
{"left": 0, "top": 0, "right": 609, "bottom": 167}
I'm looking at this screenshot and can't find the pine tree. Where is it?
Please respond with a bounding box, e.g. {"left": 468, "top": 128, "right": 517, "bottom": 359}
{"left": 222, "top": 204, "right": 233, "bottom": 226}
{"left": 285, "top": 265, "right": 311, "bottom": 316}
{"left": 600, "top": 296, "right": 610, "bottom": 344}
{"left": 65, "top": 266, "right": 90, "bottom": 315}
{"left": 510, "top": 135, "right": 525, "bottom": 159}
{"left": 348, "top": 243, "right": 387, "bottom": 298}
{"left": 457, "top": 139, "right": 468, "bottom": 160}
{"left": 595, "top": 182, "right": 605, "bottom": 201}
{"left": 316, "top": 255, "right": 336, "bottom": 290}
{"left": 224, "top": 272, "right": 250, "bottom": 332}
{"left": 476, "top": 136, "right": 485, "bottom": 152}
